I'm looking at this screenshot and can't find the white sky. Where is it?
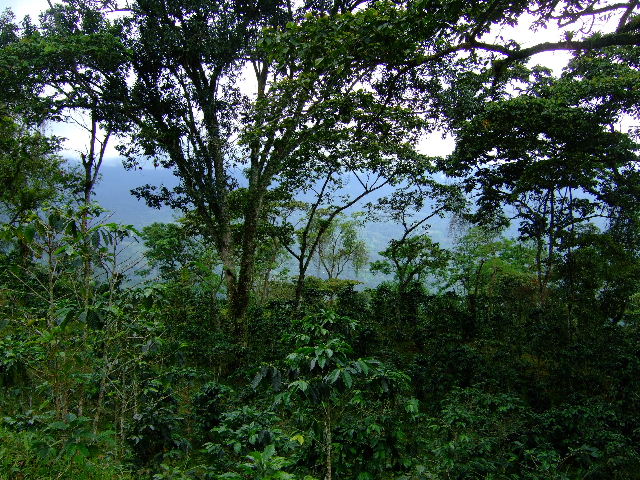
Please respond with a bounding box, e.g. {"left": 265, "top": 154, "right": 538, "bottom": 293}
{"left": 0, "top": 0, "right": 612, "bottom": 162}
{"left": 0, "top": 0, "right": 49, "bottom": 20}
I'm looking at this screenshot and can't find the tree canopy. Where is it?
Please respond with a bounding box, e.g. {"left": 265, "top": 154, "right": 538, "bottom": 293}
{"left": 1, "top": 0, "right": 640, "bottom": 479}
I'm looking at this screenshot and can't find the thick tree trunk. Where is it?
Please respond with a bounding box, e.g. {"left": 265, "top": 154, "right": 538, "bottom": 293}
{"left": 216, "top": 187, "right": 266, "bottom": 345}
{"left": 229, "top": 282, "right": 250, "bottom": 345}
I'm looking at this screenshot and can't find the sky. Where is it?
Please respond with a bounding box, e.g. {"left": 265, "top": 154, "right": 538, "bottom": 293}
{"left": 1, "top": 0, "right": 579, "bottom": 164}
{"left": 0, "top": 0, "right": 49, "bottom": 20}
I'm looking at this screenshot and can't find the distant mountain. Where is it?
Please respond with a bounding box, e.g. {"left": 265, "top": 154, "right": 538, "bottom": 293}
{"left": 92, "top": 161, "right": 459, "bottom": 286}
{"left": 94, "top": 162, "right": 456, "bottom": 240}
{"left": 93, "top": 163, "right": 179, "bottom": 227}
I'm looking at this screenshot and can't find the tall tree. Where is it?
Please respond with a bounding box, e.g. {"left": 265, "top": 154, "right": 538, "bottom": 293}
{"left": 369, "top": 188, "right": 461, "bottom": 294}
{"left": 89, "top": 0, "right": 431, "bottom": 335}
{"left": 24, "top": 0, "right": 639, "bottom": 335}
{"left": 1, "top": 3, "right": 131, "bottom": 314}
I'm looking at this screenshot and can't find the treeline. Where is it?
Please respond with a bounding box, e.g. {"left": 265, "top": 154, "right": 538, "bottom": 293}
{"left": 1, "top": 0, "right": 640, "bottom": 479}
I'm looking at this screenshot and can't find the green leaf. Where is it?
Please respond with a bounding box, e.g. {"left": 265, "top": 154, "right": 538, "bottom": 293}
{"left": 357, "top": 359, "right": 369, "bottom": 375}
{"left": 405, "top": 398, "right": 419, "bottom": 414}
{"left": 23, "top": 224, "right": 36, "bottom": 242}
{"left": 47, "top": 421, "right": 68, "bottom": 430}
{"left": 327, "top": 369, "right": 341, "bottom": 384}
{"left": 263, "top": 443, "right": 276, "bottom": 459}
{"left": 291, "top": 380, "right": 309, "bottom": 392}
{"left": 342, "top": 370, "right": 353, "bottom": 389}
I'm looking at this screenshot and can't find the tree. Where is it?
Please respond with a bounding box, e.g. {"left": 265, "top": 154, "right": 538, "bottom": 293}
{"left": 263, "top": 1, "right": 640, "bottom": 310}
{"left": 1, "top": 3, "right": 132, "bottom": 320}
{"left": 58, "top": 0, "right": 431, "bottom": 335}
{"left": 312, "top": 212, "right": 368, "bottom": 280}
{"left": 0, "top": 113, "right": 67, "bottom": 225}
{"left": 369, "top": 187, "right": 462, "bottom": 294}
{"left": 27, "top": 0, "right": 636, "bottom": 332}
{"left": 447, "top": 227, "right": 537, "bottom": 298}
{"left": 443, "top": 50, "right": 640, "bottom": 294}
{"left": 34, "top": 2, "right": 127, "bottom": 207}
{"left": 253, "top": 310, "right": 412, "bottom": 480}
{"left": 371, "top": 234, "right": 449, "bottom": 293}
{"left": 1, "top": 3, "right": 128, "bottom": 211}
{"left": 0, "top": 11, "right": 71, "bottom": 226}
{"left": 273, "top": 1, "right": 640, "bottom": 133}
{"left": 142, "top": 221, "right": 217, "bottom": 279}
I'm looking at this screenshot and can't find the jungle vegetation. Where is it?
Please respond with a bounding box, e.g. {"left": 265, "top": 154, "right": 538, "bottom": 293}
{"left": 1, "top": 0, "right": 640, "bottom": 479}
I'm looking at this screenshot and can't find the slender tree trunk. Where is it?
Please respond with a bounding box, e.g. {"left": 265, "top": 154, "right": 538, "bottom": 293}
{"left": 294, "top": 256, "right": 307, "bottom": 309}
{"left": 80, "top": 113, "right": 109, "bottom": 315}
{"left": 81, "top": 183, "right": 92, "bottom": 314}
{"left": 324, "top": 406, "right": 332, "bottom": 480}
{"left": 93, "top": 352, "right": 110, "bottom": 434}
{"left": 535, "top": 235, "right": 544, "bottom": 297}
{"left": 544, "top": 188, "right": 556, "bottom": 291}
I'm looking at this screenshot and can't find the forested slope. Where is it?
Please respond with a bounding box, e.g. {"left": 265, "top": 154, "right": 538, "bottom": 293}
{"left": 1, "top": 0, "right": 640, "bottom": 479}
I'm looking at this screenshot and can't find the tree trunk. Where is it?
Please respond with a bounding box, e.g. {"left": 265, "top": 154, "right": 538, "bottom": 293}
{"left": 294, "top": 259, "right": 306, "bottom": 310}
{"left": 225, "top": 187, "right": 266, "bottom": 344}
{"left": 324, "top": 406, "right": 332, "bottom": 480}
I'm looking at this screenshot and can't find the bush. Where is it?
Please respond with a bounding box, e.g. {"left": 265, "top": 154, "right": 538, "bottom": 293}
{"left": 0, "top": 423, "right": 132, "bottom": 480}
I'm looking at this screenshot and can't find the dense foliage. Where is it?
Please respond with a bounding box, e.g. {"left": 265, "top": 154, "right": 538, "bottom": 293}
{"left": 1, "top": 0, "right": 640, "bottom": 479}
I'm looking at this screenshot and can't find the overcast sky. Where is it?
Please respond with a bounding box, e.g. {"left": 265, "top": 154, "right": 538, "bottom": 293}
{"left": 1, "top": 0, "right": 49, "bottom": 22}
